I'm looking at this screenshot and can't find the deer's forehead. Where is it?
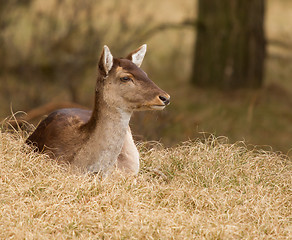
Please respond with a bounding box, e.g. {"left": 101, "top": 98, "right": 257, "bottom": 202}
{"left": 115, "top": 59, "right": 148, "bottom": 79}
{"left": 116, "top": 66, "right": 123, "bottom": 72}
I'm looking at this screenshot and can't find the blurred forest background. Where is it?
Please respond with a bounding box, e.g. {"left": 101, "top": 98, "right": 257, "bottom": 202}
{"left": 0, "top": 0, "right": 291, "bottom": 156}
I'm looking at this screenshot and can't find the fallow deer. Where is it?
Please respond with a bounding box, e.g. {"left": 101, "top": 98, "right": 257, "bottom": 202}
{"left": 26, "top": 44, "right": 170, "bottom": 175}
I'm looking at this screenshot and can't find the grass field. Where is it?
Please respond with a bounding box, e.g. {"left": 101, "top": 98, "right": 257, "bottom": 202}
{"left": 0, "top": 128, "right": 291, "bottom": 239}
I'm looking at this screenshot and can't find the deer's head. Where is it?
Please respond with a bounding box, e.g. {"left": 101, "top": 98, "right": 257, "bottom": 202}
{"left": 97, "top": 44, "right": 170, "bottom": 112}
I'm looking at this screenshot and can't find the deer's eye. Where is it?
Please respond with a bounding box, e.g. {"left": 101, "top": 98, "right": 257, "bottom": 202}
{"left": 120, "top": 76, "right": 132, "bottom": 82}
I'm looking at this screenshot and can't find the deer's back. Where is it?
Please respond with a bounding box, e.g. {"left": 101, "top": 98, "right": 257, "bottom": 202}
{"left": 26, "top": 108, "right": 92, "bottom": 161}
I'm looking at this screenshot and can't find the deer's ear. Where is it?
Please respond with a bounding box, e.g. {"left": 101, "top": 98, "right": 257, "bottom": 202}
{"left": 98, "top": 45, "right": 113, "bottom": 76}
{"left": 126, "top": 44, "right": 147, "bottom": 67}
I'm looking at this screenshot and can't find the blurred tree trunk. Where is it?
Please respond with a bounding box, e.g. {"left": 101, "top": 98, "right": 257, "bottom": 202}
{"left": 192, "top": 0, "right": 266, "bottom": 89}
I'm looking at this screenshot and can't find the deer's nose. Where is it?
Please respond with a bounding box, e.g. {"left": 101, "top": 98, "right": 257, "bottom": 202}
{"left": 159, "top": 95, "right": 170, "bottom": 105}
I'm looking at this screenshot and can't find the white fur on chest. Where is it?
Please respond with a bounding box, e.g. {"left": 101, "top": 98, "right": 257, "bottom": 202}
{"left": 117, "top": 129, "right": 140, "bottom": 174}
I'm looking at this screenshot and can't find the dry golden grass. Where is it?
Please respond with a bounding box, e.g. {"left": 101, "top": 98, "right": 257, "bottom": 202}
{"left": 0, "top": 127, "right": 291, "bottom": 239}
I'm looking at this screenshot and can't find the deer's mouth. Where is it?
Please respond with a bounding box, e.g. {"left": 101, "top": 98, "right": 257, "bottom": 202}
{"left": 140, "top": 94, "right": 170, "bottom": 111}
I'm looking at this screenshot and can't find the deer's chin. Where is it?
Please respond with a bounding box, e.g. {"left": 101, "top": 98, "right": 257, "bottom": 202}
{"left": 134, "top": 105, "right": 166, "bottom": 111}
{"left": 149, "top": 105, "right": 166, "bottom": 110}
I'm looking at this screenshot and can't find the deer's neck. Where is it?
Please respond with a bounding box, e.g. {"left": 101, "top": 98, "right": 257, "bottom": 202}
{"left": 74, "top": 82, "right": 132, "bottom": 175}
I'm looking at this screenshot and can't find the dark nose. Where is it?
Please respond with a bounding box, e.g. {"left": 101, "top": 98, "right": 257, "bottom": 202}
{"left": 159, "top": 95, "right": 170, "bottom": 105}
